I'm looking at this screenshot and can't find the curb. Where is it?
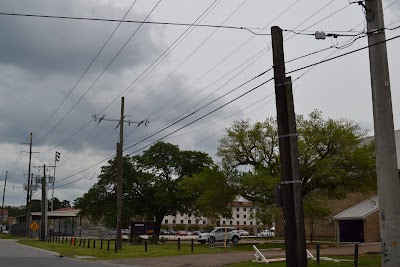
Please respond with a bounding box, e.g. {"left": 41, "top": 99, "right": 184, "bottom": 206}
{"left": 11, "top": 239, "right": 61, "bottom": 257}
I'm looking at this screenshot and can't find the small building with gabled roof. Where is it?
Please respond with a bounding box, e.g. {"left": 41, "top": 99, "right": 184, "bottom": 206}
{"left": 332, "top": 195, "right": 379, "bottom": 243}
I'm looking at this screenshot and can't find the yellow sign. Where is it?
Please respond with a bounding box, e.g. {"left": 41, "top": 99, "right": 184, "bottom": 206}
{"left": 30, "top": 222, "right": 39, "bottom": 232}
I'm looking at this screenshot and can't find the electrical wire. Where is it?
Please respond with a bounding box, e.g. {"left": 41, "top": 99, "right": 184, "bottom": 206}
{"left": 0, "top": 11, "right": 275, "bottom": 35}
{"left": 286, "top": 33, "right": 400, "bottom": 75}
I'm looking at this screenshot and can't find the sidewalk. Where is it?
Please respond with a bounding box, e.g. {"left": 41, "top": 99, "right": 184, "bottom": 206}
{"left": 106, "top": 243, "right": 381, "bottom": 267}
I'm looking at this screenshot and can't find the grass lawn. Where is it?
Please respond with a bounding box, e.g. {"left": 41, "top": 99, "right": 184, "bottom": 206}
{"left": 16, "top": 237, "right": 285, "bottom": 260}
{"left": 227, "top": 254, "right": 382, "bottom": 267}
{"left": 0, "top": 234, "right": 18, "bottom": 239}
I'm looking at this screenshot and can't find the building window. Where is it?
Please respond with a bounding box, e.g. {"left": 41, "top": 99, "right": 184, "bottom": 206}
{"left": 244, "top": 208, "right": 246, "bottom": 211}
{"left": 230, "top": 221, "right": 233, "bottom": 225}
{"left": 180, "top": 220, "right": 184, "bottom": 224}
{"left": 236, "top": 207, "right": 239, "bottom": 211}
{"left": 250, "top": 221, "right": 253, "bottom": 225}
{"left": 164, "top": 219, "right": 168, "bottom": 223}
{"left": 173, "top": 220, "right": 176, "bottom": 224}
{"left": 243, "top": 221, "right": 247, "bottom": 225}
{"left": 222, "top": 221, "right": 226, "bottom": 225}
{"left": 188, "top": 220, "right": 192, "bottom": 224}
{"left": 237, "top": 221, "right": 240, "bottom": 225}
{"left": 243, "top": 214, "right": 246, "bottom": 218}
{"left": 203, "top": 220, "right": 206, "bottom": 224}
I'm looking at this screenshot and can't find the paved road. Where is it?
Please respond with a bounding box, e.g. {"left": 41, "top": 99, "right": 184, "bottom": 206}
{"left": 0, "top": 239, "right": 133, "bottom": 267}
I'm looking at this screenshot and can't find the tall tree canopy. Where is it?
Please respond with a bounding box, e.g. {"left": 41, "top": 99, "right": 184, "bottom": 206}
{"left": 217, "top": 110, "right": 376, "bottom": 205}
{"left": 74, "top": 141, "right": 217, "bottom": 234}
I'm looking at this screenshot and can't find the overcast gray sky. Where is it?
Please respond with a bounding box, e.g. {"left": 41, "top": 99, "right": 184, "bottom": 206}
{"left": 0, "top": 0, "right": 399, "bottom": 206}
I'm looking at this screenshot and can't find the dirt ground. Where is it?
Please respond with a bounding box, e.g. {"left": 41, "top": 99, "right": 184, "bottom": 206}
{"left": 105, "top": 242, "right": 381, "bottom": 267}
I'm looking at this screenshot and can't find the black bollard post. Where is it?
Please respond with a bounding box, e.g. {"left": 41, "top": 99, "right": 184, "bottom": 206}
{"left": 145, "top": 240, "right": 148, "bottom": 252}
{"left": 62, "top": 237, "right": 64, "bottom": 244}
{"left": 316, "top": 243, "right": 320, "bottom": 265}
{"left": 107, "top": 239, "right": 110, "bottom": 251}
{"left": 114, "top": 240, "right": 117, "bottom": 253}
{"left": 88, "top": 239, "right": 90, "bottom": 248}
{"left": 178, "top": 238, "right": 181, "bottom": 251}
{"left": 83, "top": 239, "right": 86, "bottom": 247}
{"left": 79, "top": 238, "right": 82, "bottom": 246}
{"left": 354, "top": 243, "right": 359, "bottom": 267}
{"left": 65, "top": 237, "right": 68, "bottom": 245}
{"left": 191, "top": 239, "right": 194, "bottom": 252}
{"left": 101, "top": 239, "right": 103, "bottom": 249}
{"left": 94, "top": 239, "right": 96, "bottom": 249}
{"left": 74, "top": 238, "right": 76, "bottom": 246}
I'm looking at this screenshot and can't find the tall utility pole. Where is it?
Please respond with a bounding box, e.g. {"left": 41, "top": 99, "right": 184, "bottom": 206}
{"left": 365, "top": 0, "right": 400, "bottom": 265}
{"left": 51, "top": 151, "right": 60, "bottom": 211}
{"left": 116, "top": 96, "right": 124, "bottom": 250}
{"left": 40, "top": 165, "right": 46, "bottom": 241}
{"left": 1, "top": 171, "right": 8, "bottom": 222}
{"left": 271, "top": 26, "right": 307, "bottom": 267}
{"left": 94, "top": 96, "right": 146, "bottom": 250}
{"left": 25, "top": 133, "right": 33, "bottom": 238}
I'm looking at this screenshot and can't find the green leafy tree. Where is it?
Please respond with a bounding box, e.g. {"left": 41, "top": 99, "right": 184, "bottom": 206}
{"left": 217, "top": 111, "right": 376, "bottom": 224}
{"left": 181, "top": 167, "right": 237, "bottom": 220}
{"left": 75, "top": 141, "right": 214, "bottom": 235}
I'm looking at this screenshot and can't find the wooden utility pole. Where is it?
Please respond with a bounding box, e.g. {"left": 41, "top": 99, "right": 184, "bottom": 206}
{"left": 365, "top": 0, "right": 400, "bottom": 265}
{"left": 94, "top": 97, "right": 146, "bottom": 250}
{"left": 40, "top": 165, "right": 46, "bottom": 241}
{"left": 25, "top": 133, "right": 33, "bottom": 238}
{"left": 271, "top": 26, "right": 307, "bottom": 267}
{"left": 1, "top": 171, "right": 8, "bottom": 222}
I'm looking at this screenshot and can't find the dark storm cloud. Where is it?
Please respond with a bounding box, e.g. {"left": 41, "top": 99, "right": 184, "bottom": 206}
{"left": 0, "top": 0, "right": 164, "bottom": 76}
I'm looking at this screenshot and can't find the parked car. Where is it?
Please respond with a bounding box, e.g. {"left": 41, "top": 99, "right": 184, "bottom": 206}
{"left": 175, "top": 230, "right": 187, "bottom": 236}
{"left": 208, "top": 227, "right": 241, "bottom": 245}
{"left": 191, "top": 231, "right": 201, "bottom": 236}
{"left": 257, "top": 229, "right": 275, "bottom": 237}
{"left": 197, "top": 232, "right": 210, "bottom": 244}
{"left": 238, "top": 230, "right": 249, "bottom": 236}
{"left": 160, "top": 229, "right": 169, "bottom": 235}
{"left": 168, "top": 229, "right": 176, "bottom": 235}
{"left": 2, "top": 230, "right": 8, "bottom": 234}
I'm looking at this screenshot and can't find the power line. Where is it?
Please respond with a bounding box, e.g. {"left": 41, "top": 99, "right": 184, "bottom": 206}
{"left": 0, "top": 11, "right": 274, "bottom": 35}
{"left": 286, "top": 33, "right": 400, "bottom": 75}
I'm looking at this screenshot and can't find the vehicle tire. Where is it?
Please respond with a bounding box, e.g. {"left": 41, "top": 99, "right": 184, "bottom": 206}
{"left": 231, "top": 236, "right": 239, "bottom": 245}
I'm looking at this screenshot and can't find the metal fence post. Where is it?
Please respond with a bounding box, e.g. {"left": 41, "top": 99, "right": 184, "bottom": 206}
{"left": 354, "top": 243, "right": 359, "bottom": 267}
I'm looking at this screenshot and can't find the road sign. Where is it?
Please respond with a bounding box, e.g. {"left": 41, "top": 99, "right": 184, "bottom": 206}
{"left": 29, "top": 222, "right": 39, "bottom": 232}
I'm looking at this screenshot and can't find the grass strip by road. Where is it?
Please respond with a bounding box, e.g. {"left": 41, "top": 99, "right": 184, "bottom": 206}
{"left": 17, "top": 238, "right": 284, "bottom": 260}
{"left": 227, "top": 254, "right": 382, "bottom": 266}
